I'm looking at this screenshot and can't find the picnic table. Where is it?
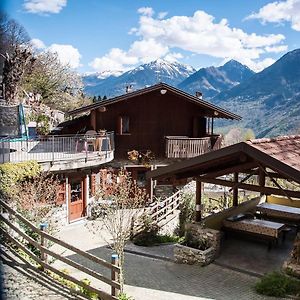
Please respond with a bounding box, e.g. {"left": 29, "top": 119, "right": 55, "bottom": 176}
{"left": 257, "top": 202, "right": 300, "bottom": 222}
{"left": 223, "top": 217, "right": 286, "bottom": 250}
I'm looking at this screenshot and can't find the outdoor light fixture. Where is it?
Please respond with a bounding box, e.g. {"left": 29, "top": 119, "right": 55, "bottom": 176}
{"left": 160, "top": 89, "right": 167, "bottom": 95}
{"left": 214, "top": 111, "right": 219, "bottom": 116}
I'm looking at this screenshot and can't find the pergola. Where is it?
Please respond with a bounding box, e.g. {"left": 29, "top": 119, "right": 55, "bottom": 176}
{"left": 147, "top": 136, "right": 300, "bottom": 221}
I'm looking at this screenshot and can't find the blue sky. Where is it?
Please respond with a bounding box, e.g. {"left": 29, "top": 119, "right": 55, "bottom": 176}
{"left": 3, "top": 0, "right": 300, "bottom": 73}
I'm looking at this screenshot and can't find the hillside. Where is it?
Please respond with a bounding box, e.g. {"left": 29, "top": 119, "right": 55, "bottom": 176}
{"left": 214, "top": 49, "right": 300, "bottom": 137}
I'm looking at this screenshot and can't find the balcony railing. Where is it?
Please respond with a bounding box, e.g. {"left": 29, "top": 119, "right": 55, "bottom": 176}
{"left": 0, "top": 132, "right": 115, "bottom": 165}
{"left": 165, "top": 135, "right": 222, "bottom": 159}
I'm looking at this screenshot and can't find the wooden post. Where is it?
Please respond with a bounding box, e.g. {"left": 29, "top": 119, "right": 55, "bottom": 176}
{"left": 195, "top": 180, "right": 202, "bottom": 222}
{"left": 111, "top": 254, "right": 119, "bottom": 297}
{"left": 233, "top": 173, "right": 238, "bottom": 207}
{"left": 40, "top": 223, "right": 48, "bottom": 269}
{"left": 258, "top": 167, "right": 266, "bottom": 196}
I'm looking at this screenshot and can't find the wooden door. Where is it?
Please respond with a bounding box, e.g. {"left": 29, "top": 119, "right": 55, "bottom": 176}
{"left": 69, "top": 176, "right": 86, "bottom": 221}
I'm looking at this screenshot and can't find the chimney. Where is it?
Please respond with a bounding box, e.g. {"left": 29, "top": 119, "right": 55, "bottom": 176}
{"left": 195, "top": 91, "right": 203, "bottom": 99}
{"left": 126, "top": 85, "right": 133, "bottom": 93}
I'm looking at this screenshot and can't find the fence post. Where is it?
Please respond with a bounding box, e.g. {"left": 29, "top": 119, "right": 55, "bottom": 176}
{"left": 111, "top": 254, "right": 119, "bottom": 297}
{"left": 52, "top": 136, "right": 55, "bottom": 162}
{"left": 40, "top": 222, "right": 48, "bottom": 269}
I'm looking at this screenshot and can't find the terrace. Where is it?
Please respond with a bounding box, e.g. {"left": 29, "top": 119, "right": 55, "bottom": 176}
{"left": 0, "top": 132, "right": 115, "bottom": 171}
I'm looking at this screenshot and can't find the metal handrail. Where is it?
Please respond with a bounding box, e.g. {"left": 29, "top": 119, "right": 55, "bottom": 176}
{"left": 0, "top": 132, "right": 115, "bottom": 164}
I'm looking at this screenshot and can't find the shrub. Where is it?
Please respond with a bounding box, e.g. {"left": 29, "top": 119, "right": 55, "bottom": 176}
{"left": 118, "top": 293, "right": 134, "bottom": 300}
{"left": 177, "top": 192, "right": 195, "bottom": 237}
{"left": 0, "top": 161, "right": 40, "bottom": 197}
{"left": 255, "top": 272, "right": 300, "bottom": 297}
{"left": 182, "top": 228, "right": 211, "bottom": 251}
{"left": 132, "top": 214, "right": 160, "bottom": 246}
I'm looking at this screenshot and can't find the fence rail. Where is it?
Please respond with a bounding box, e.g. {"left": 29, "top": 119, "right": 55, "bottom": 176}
{"left": 133, "top": 190, "right": 182, "bottom": 235}
{"left": 0, "top": 198, "right": 120, "bottom": 299}
{"left": 165, "top": 135, "right": 222, "bottom": 159}
{"left": 0, "top": 132, "right": 115, "bottom": 164}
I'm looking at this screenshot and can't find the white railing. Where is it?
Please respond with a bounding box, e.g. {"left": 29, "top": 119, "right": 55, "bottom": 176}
{"left": 0, "top": 132, "right": 114, "bottom": 164}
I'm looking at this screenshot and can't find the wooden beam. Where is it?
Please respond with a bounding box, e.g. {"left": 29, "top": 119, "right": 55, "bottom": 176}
{"left": 198, "top": 161, "right": 257, "bottom": 181}
{"left": 258, "top": 166, "right": 266, "bottom": 196}
{"left": 232, "top": 173, "right": 238, "bottom": 206}
{"left": 195, "top": 180, "right": 202, "bottom": 222}
{"left": 259, "top": 164, "right": 294, "bottom": 202}
{"left": 200, "top": 178, "right": 300, "bottom": 199}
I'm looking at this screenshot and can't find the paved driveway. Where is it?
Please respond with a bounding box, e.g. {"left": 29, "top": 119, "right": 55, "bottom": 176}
{"left": 54, "top": 221, "right": 284, "bottom": 300}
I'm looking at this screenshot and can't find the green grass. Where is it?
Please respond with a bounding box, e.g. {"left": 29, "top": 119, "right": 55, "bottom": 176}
{"left": 255, "top": 272, "right": 300, "bottom": 297}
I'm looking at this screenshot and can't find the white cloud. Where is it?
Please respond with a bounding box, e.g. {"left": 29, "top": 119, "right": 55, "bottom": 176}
{"left": 246, "top": 0, "right": 300, "bottom": 31}
{"left": 23, "top": 0, "right": 67, "bottom": 14}
{"left": 164, "top": 52, "right": 183, "bottom": 62}
{"left": 158, "top": 11, "right": 168, "bottom": 19}
{"left": 128, "top": 39, "right": 169, "bottom": 63}
{"left": 247, "top": 58, "right": 276, "bottom": 72}
{"left": 265, "top": 45, "right": 288, "bottom": 53}
{"left": 30, "top": 38, "right": 46, "bottom": 49}
{"left": 90, "top": 7, "right": 287, "bottom": 72}
{"left": 137, "top": 7, "right": 154, "bottom": 17}
{"left": 89, "top": 48, "right": 139, "bottom": 72}
{"left": 48, "top": 44, "right": 81, "bottom": 68}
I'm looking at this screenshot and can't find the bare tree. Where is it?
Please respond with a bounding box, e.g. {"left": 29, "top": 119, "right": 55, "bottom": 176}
{"left": 13, "top": 172, "right": 61, "bottom": 231}
{"left": 22, "top": 51, "right": 84, "bottom": 111}
{"left": 89, "top": 169, "right": 148, "bottom": 292}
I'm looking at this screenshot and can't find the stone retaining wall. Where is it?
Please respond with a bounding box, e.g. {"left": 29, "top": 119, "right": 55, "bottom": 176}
{"left": 174, "top": 223, "right": 222, "bottom": 266}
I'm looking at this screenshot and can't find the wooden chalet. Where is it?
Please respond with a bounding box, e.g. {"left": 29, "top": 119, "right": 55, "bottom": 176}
{"left": 65, "top": 83, "right": 241, "bottom": 198}
{"left": 147, "top": 135, "right": 300, "bottom": 227}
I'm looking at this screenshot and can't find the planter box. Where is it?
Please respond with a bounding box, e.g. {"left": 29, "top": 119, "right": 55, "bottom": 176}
{"left": 174, "top": 243, "right": 215, "bottom": 266}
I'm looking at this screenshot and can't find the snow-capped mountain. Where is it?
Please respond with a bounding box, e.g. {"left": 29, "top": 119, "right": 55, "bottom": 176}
{"left": 83, "top": 70, "right": 123, "bottom": 87}
{"left": 178, "top": 60, "right": 255, "bottom": 99}
{"left": 83, "top": 59, "right": 195, "bottom": 97}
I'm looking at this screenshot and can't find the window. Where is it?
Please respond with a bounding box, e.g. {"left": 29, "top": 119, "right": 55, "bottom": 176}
{"left": 117, "top": 116, "right": 130, "bottom": 134}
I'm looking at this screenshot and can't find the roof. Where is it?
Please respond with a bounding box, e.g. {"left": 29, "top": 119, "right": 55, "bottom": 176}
{"left": 147, "top": 135, "right": 300, "bottom": 184}
{"left": 68, "top": 82, "right": 241, "bottom": 120}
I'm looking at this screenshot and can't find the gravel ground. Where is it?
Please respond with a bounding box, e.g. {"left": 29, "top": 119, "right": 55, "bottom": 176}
{"left": 0, "top": 247, "right": 82, "bottom": 300}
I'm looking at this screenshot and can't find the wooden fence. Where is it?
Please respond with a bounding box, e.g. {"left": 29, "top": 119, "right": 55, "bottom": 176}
{"left": 0, "top": 199, "right": 120, "bottom": 300}
{"left": 133, "top": 190, "right": 182, "bottom": 235}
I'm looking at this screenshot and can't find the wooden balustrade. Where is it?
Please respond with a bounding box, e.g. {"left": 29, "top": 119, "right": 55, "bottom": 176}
{"left": 165, "top": 135, "right": 222, "bottom": 159}
{"left": 0, "top": 198, "right": 120, "bottom": 300}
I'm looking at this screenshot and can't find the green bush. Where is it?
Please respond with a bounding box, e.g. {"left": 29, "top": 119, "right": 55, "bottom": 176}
{"left": 118, "top": 292, "right": 134, "bottom": 300}
{"left": 133, "top": 232, "right": 182, "bottom": 246}
{"left": 255, "top": 272, "right": 300, "bottom": 297}
{"left": 0, "top": 161, "right": 40, "bottom": 196}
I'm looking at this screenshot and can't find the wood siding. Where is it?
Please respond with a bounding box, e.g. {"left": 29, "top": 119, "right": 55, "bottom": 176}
{"left": 94, "top": 90, "right": 208, "bottom": 159}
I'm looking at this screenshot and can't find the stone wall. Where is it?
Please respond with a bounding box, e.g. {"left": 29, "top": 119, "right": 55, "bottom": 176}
{"left": 174, "top": 244, "right": 215, "bottom": 266}
{"left": 174, "top": 223, "right": 222, "bottom": 265}
{"left": 283, "top": 233, "right": 300, "bottom": 278}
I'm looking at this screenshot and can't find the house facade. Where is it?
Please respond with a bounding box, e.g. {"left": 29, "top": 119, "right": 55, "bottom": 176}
{"left": 64, "top": 83, "right": 241, "bottom": 200}
{"left": 0, "top": 103, "right": 115, "bottom": 224}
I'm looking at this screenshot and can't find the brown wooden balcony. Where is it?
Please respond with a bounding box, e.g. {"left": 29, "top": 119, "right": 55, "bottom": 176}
{"left": 165, "top": 135, "right": 222, "bottom": 159}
